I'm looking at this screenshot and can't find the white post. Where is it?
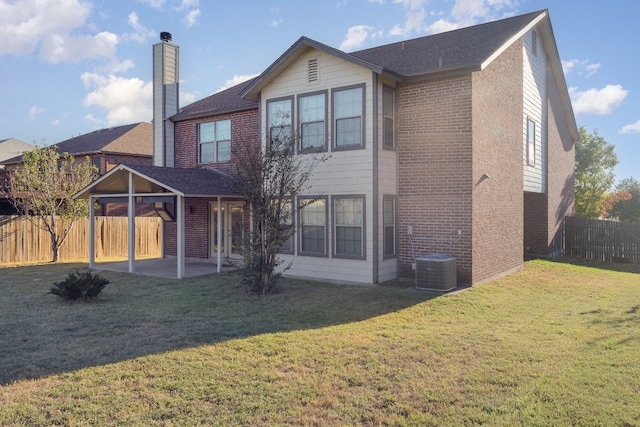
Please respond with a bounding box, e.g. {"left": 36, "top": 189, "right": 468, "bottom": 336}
{"left": 89, "top": 195, "right": 95, "bottom": 268}
{"left": 217, "top": 197, "right": 222, "bottom": 273}
{"left": 128, "top": 171, "right": 135, "bottom": 273}
{"left": 177, "top": 195, "right": 185, "bottom": 279}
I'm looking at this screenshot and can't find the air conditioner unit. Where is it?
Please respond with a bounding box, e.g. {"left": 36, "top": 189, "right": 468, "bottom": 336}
{"left": 415, "top": 253, "right": 457, "bottom": 291}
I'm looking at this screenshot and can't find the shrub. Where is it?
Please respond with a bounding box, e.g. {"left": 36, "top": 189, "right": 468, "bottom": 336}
{"left": 50, "top": 271, "right": 109, "bottom": 301}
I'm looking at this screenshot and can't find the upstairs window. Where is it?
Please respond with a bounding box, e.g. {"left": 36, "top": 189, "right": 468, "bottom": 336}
{"left": 527, "top": 118, "right": 536, "bottom": 166}
{"left": 267, "top": 97, "right": 293, "bottom": 151}
{"left": 383, "top": 86, "right": 396, "bottom": 149}
{"left": 333, "top": 84, "right": 364, "bottom": 149}
{"left": 299, "top": 92, "right": 327, "bottom": 152}
{"left": 199, "top": 120, "right": 231, "bottom": 163}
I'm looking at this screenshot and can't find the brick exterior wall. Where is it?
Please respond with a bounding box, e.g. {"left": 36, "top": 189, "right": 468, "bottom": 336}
{"left": 470, "top": 39, "right": 525, "bottom": 284}
{"left": 174, "top": 109, "right": 259, "bottom": 173}
{"left": 397, "top": 75, "right": 474, "bottom": 283}
{"left": 165, "top": 109, "right": 259, "bottom": 258}
{"left": 524, "top": 191, "right": 548, "bottom": 256}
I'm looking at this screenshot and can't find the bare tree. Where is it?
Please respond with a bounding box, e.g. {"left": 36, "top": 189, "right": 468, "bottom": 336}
{"left": 5, "top": 146, "right": 97, "bottom": 262}
{"left": 227, "top": 127, "right": 326, "bottom": 294}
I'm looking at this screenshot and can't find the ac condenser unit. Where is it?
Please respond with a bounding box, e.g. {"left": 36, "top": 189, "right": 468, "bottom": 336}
{"left": 415, "top": 253, "right": 457, "bottom": 291}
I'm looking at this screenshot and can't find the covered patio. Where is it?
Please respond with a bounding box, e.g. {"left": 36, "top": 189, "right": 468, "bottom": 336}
{"left": 74, "top": 163, "right": 242, "bottom": 279}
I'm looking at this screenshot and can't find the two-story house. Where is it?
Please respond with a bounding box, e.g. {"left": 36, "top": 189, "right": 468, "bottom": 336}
{"left": 77, "top": 9, "right": 577, "bottom": 284}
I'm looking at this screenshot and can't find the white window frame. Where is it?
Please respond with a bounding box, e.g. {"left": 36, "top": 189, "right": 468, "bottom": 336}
{"left": 382, "top": 86, "right": 396, "bottom": 150}
{"left": 298, "top": 91, "right": 327, "bottom": 153}
{"left": 267, "top": 97, "right": 294, "bottom": 151}
{"left": 383, "top": 196, "right": 396, "bottom": 258}
{"left": 527, "top": 118, "right": 536, "bottom": 167}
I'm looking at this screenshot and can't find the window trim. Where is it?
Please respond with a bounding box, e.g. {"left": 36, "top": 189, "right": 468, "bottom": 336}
{"left": 526, "top": 118, "right": 536, "bottom": 167}
{"left": 383, "top": 195, "right": 396, "bottom": 259}
{"left": 382, "top": 85, "right": 396, "bottom": 150}
{"left": 266, "top": 96, "right": 294, "bottom": 152}
{"left": 297, "top": 196, "right": 328, "bottom": 257}
{"left": 332, "top": 195, "right": 366, "bottom": 260}
{"left": 332, "top": 83, "right": 366, "bottom": 151}
{"left": 198, "top": 119, "right": 231, "bottom": 164}
{"left": 297, "top": 90, "right": 328, "bottom": 153}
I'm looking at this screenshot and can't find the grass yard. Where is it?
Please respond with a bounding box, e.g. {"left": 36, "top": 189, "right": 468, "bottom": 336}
{"left": 0, "top": 260, "right": 638, "bottom": 426}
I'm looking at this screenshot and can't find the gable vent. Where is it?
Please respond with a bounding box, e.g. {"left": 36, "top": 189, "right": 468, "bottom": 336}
{"left": 308, "top": 58, "right": 318, "bottom": 83}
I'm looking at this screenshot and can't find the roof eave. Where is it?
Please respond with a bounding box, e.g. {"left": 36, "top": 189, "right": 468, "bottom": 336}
{"left": 171, "top": 104, "right": 257, "bottom": 122}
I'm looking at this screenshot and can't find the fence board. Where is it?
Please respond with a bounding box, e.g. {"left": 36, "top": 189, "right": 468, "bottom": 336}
{"left": 0, "top": 215, "right": 162, "bottom": 264}
{"left": 564, "top": 216, "right": 640, "bottom": 264}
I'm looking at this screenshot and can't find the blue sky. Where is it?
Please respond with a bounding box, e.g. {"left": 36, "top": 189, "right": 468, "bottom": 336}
{"left": 0, "top": 0, "right": 637, "bottom": 182}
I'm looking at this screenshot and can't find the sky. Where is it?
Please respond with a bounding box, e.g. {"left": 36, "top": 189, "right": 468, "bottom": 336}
{"left": 0, "top": 0, "right": 637, "bottom": 183}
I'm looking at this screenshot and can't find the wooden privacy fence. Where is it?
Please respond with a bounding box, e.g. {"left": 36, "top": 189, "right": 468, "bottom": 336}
{"left": 0, "top": 215, "right": 162, "bottom": 264}
{"left": 564, "top": 216, "right": 640, "bottom": 264}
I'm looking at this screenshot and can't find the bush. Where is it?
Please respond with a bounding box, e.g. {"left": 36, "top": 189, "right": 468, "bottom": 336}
{"left": 50, "top": 271, "right": 109, "bottom": 301}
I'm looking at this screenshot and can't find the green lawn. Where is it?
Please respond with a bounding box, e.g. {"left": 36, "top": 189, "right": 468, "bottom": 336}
{"left": 0, "top": 260, "right": 638, "bottom": 426}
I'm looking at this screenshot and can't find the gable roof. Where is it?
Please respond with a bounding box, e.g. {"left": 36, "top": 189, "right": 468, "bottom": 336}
{"left": 1, "top": 122, "right": 152, "bottom": 166}
{"left": 171, "top": 78, "right": 259, "bottom": 122}
{"left": 74, "top": 163, "right": 237, "bottom": 199}
{"left": 0, "top": 138, "right": 34, "bottom": 164}
{"left": 350, "top": 10, "right": 544, "bottom": 79}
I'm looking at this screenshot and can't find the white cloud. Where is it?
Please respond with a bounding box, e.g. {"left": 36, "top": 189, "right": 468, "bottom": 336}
{"left": 339, "top": 25, "right": 374, "bottom": 51}
{"left": 51, "top": 119, "right": 60, "bottom": 126}
{"left": 81, "top": 72, "right": 153, "bottom": 126}
{"left": 216, "top": 74, "right": 259, "bottom": 92}
{"left": 425, "top": 18, "right": 460, "bottom": 34}
{"left": 124, "top": 12, "right": 155, "bottom": 43}
{"left": 562, "top": 59, "right": 601, "bottom": 78}
{"left": 270, "top": 8, "right": 283, "bottom": 28}
{"left": 176, "top": 0, "right": 200, "bottom": 27}
{"left": 137, "top": 0, "right": 166, "bottom": 9}
{"left": 40, "top": 31, "right": 118, "bottom": 63}
{"left": 336, "top": 1, "right": 348, "bottom": 7}
{"left": 620, "top": 120, "right": 640, "bottom": 134}
{"left": 569, "top": 85, "right": 628, "bottom": 115}
{"left": 0, "top": 0, "right": 120, "bottom": 63}
{"left": 29, "top": 106, "right": 45, "bottom": 120}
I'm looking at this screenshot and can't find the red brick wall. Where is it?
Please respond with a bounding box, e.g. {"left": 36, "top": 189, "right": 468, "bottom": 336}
{"left": 524, "top": 191, "right": 548, "bottom": 256}
{"left": 163, "top": 197, "right": 211, "bottom": 258}
{"left": 397, "top": 75, "right": 474, "bottom": 283}
{"left": 174, "top": 109, "right": 259, "bottom": 174}
{"left": 470, "top": 39, "right": 524, "bottom": 283}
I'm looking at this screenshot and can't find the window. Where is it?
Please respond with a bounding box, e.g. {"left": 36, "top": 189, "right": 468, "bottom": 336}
{"left": 383, "top": 196, "right": 396, "bottom": 257}
{"left": 333, "top": 85, "right": 364, "bottom": 149}
{"left": 383, "top": 86, "right": 396, "bottom": 149}
{"left": 92, "top": 157, "right": 103, "bottom": 175}
{"left": 298, "top": 92, "right": 326, "bottom": 152}
{"left": 333, "top": 196, "right": 365, "bottom": 259}
{"left": 267, "top": 97, "right": 293, "bottom": 150}
{"left": 278, "top": 198, "right": 294, "bottom": 254}
{"left": 199, "top": 120, "right": 231, "bottom": 163}
{"left": 299, "top": 197, "right": 326, "bottom": 256}
{"left": 527, "top": 119, "right": 536, "bottom": 166}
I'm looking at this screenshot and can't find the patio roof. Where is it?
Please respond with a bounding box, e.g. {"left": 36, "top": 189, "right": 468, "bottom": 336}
{"left": 74, "top": 163, "right": 239, "bottom": 199}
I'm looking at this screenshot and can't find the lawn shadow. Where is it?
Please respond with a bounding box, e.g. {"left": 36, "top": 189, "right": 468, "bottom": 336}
{"left": 0, "top": 264, "right": 440, "bottom": 385}
{"left": 549, "top": 256, "right": 640, "bottom": 275}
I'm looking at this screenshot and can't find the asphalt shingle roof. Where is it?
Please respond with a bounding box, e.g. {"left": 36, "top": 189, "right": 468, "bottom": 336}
{"left": 350, "top": 10, "right": 543, "bottom": 77}
{"left": 171, "top": 78, "right": 258, "bottom": 121}
{"left": 124, "top": 164, "right": 237, "bottom": 196}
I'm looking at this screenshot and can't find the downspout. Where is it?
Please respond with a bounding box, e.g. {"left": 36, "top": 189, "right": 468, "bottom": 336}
{"left": 372, "top": 73, "right": 379, "bottom": 284}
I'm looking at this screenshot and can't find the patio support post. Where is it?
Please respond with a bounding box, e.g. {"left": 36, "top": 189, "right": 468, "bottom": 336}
{"left": 128, "top": 171, "right": 135, "bottom": 273}
{"left": 176, "top": 195, "right": 185, "bottom": 279}
{"left": 217, "top": 197, "right": 222, "bottom": 273}
{"left": 89, "top": 195, "right": 95, "bottom": 268}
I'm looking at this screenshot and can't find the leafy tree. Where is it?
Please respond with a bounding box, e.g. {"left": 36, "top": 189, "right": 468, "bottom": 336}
{"left": 607, "top": 177, "right": 640, "bottom": 222}
{"left": 227, "top": 126, "right": 325, "bottom": 294}
{"left": 574, "top": 126, "right": 618, "bottom": 218}
{"left": 6, "top": 146, "right": 97, "bottom": 262}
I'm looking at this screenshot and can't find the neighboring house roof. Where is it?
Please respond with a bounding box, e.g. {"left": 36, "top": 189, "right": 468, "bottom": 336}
{"left": 74, "top": 163, "right": 238, "bottom": 199}
{"left": 0, "top": 138, "right": 34, "bottom": 165}
{"left": 171, "top": 78, "right": 259, "bottom": 122}
{"left": 1, "top": 122, "right": 152, "bottom": 165}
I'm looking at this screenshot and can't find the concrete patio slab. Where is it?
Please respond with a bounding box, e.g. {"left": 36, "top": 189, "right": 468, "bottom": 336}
{"left": 91, "top": 257, "right": 240, "bottom": 279}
